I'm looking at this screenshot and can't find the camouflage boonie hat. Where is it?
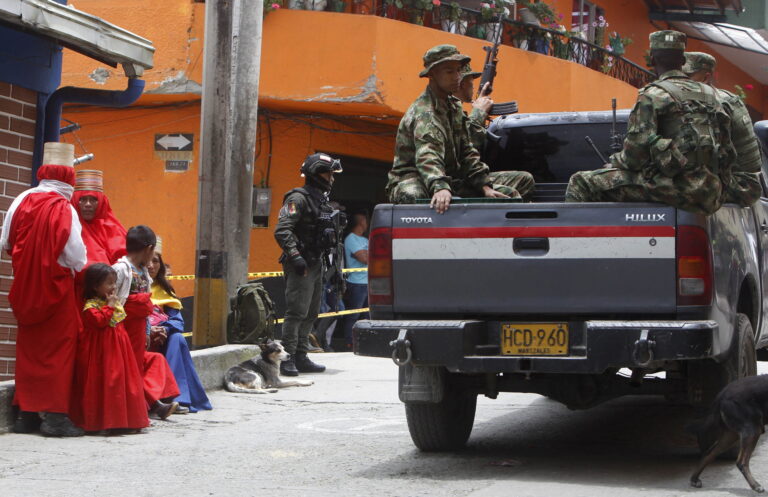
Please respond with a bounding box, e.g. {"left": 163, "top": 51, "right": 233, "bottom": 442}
{"left": 419, "top": 44, "right": 471, "bottom": 77}
{"left": 461, "top": 64, "right": 482, "bottom": 80}
{"left": 649, "top": 30, "right": 686, "bottom": 50}
{"left": 683, "top": 52, "right": 717, "bottom": 74}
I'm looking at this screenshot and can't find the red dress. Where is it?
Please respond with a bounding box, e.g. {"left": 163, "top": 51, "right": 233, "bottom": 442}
{"left": 70, "top": 301, "right": 148, "bottom": 431}
{"left": 7, "top": 165, "right": 81, "bottom": 414}
{"left": 123, "top": 291, "right": 180, "bottom": 405}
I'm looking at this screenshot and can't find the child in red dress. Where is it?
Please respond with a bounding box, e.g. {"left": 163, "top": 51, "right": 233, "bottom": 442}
{"left": 70, "top": 263, "right": 149, "bottom": 433}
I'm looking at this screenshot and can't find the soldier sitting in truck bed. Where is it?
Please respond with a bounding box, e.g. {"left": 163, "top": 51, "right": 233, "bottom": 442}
{"left": 565, "top": 30, "right": 736, "bottom": 216}
{"left": 386, "top": 44, "right": 534, "bottom": 214}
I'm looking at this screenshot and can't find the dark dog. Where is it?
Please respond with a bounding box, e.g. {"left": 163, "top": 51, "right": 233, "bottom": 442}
{"left": 690, "top": 374, "right": 768, "bottom": 492}
{"left": 224, "top": 340, "right": 313, "bottom": 394}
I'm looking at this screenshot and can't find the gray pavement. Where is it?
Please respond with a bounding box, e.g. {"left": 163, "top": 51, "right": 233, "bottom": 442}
{"left": 1, "top": 354, "right": 767, "bottom": 497}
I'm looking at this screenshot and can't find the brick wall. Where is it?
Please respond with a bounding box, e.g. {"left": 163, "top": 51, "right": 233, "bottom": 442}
{"left": 0, "top": 82, "right": 36, "bottom": 381}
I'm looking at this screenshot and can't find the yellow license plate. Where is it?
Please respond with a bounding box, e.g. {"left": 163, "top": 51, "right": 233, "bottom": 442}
{"left": 501, "top": 323, "right": 569, "bottom": 356}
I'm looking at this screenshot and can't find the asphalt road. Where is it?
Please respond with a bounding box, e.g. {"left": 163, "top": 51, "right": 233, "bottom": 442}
{"left": 1, "top": 354, "right": 767, "bottom": 497}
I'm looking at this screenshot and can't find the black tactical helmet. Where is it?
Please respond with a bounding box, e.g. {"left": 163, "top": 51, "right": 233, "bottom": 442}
{"left": 300, "top": 153, "right": 343, "bottom": 177}
{"left": 300, "top": 153, "right": 342, "bottom": 191}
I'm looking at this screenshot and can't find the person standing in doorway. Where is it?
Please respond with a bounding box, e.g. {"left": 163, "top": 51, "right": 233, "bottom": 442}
{"left": 342, "top": 212, "right": 369, "bottom": 350}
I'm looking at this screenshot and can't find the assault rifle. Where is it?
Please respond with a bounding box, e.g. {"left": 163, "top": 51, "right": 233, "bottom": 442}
{"left": 325, "top": 209, "right": 347, "bottom": 311}
{"left": 478, "top": 14, "right": 518, "bottom": 116}
{"left": 609, "top": 98, "right": 623, "bottom": 153}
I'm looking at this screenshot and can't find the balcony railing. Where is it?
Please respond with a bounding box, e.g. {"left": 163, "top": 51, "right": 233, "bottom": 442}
{"left": 313, "top": 1, "right": 656, "bottom": 88}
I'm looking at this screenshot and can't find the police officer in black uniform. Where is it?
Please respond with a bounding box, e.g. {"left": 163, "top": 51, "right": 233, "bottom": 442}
{"left": 274, "top": 153, "right": 343, "bottom": 376}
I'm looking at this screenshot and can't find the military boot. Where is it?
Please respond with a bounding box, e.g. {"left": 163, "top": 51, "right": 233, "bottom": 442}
{"left": 40, "top": 413, "right": 85, "bottom": 437}
{"left": 295, "top": 352, "right": 326, "bottom": 373}
{"left": 280, "top": 358, "right": 299, "bottom": 376}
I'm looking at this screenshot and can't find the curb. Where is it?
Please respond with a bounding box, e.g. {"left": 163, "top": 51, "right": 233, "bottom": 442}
{"left": 0, "top": 343, "right": 260, "bottom": 434}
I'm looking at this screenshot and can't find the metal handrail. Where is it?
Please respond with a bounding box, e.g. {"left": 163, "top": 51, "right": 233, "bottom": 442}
{"left": 372, "top": 3, "right": 655, "bottom": 88}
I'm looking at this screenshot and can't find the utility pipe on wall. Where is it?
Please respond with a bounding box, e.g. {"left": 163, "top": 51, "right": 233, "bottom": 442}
{"left": 43, "top": 77, "right": 145, "bottom": 143}
{"left": 32, "top": 77, "right": 145, "bottom": 184}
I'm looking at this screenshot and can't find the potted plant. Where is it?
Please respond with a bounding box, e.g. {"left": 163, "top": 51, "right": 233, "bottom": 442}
{"left": 265, "top": 1, "right": 284, "bottom": 16}
{"left": 480, "top": 1, "right": 510, "bottom": 41}
{"left": 608, "top": 31, "right": 632, "bottom": 56}
{"left": 329, "top": 0, "right": 346, "bottom": 11}
{"left": 441, "top": 2, "right": 467, "bottom": 34}
{"left": 592, "top": 15, "right": 608, "bottom": 48}
{"left": 407, "top": 0, "right": 438, "bottom": 26}
{"left": 519, "top": 1, "right": 557, "bottom": 25}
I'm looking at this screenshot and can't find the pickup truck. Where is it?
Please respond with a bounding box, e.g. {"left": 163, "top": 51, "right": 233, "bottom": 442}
{"left": 354, "top": 109, "right": 768, "bottom": 452}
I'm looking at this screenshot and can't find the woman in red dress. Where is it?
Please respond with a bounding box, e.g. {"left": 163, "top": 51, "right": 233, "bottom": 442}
{"left": 70, "top": 263, "right": 148, "bottom": 433}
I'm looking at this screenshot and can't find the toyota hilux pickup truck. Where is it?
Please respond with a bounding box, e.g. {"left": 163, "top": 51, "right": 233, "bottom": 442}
{"left": 354, "top": 110, "right": 768, "bottom": 452}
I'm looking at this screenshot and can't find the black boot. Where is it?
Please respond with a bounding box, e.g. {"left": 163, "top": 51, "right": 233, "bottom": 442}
{"left": 40, "top": 413, "right": 84, "bottom": 437}
{"left": 295, "top": 352, "right": 326, "bottom": 373}
{"left": 13, "top": 411, "right": 41, "bottom": 434}
{"left": 280, "top": 358, "right": 299, "bottom": 377}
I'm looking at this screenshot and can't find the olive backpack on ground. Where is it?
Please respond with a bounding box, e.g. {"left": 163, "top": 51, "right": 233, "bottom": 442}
{"left": 226, "top": 281, "right": 276, "bottom": 344}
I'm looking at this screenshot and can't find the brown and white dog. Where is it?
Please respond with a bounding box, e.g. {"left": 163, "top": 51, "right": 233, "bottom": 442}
{"left": 224, "top": 340, "right": 313, "bottom": 394}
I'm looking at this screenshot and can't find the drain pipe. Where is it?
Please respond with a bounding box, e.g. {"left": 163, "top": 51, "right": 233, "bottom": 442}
{"left": 35, "top": 75, "right": 145, "bottom": 181}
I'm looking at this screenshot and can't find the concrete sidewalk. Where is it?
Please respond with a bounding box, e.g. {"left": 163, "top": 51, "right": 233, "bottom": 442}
{"left": 0, "top": 344, "right": 260, "bottom": 433}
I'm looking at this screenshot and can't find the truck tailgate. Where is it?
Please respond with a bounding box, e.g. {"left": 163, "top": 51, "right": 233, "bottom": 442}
{"left": 390, "top": 203, "right": 677, "bottom": 316}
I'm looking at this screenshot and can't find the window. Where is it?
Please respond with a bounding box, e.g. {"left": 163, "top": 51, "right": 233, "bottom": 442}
{"left": 571, "top": 0, "right": 605, "bottom": 45}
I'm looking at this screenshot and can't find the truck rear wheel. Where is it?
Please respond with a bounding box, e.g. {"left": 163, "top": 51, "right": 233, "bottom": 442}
{"left": 405, "top": 388, "right": 477, "bottom": 451}
{"left": 691, "top": 313, "right": 756, "bottom": 456}
{"left": 688, "top": 313, "right": 756, "bottom": 408}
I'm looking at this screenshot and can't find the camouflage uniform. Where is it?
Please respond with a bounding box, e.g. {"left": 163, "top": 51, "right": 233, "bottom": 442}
{"left": 386, "top": 45, "right": 534, "bottom": 203}
{"left": 467, "top": 107, "right": 488, "bottom": 154}
{"left": 683, "top": 52, "right": 761, "bottom": 206}
{"left": 566, "top": 31, "right": 736, "bottom": 216}
{"left": 461, "top": 65, "right": 489, "bottom": 153}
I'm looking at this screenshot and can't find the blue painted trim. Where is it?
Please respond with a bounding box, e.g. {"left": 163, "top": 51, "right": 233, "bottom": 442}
{"left": 32, "top": 78, "right": 145, "bottom": 184}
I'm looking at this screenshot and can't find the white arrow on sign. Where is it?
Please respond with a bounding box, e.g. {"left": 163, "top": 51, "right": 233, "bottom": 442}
{"left": 156, "top": 134, "right": 191, "bottom": 150}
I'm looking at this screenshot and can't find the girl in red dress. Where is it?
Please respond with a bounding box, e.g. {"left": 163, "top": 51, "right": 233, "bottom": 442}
{"left": 70, "top": 263, "right": 149, "bottom": 433}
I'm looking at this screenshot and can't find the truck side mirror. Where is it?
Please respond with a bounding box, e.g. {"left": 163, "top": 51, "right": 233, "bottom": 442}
{"left": 754, "top": 121, "right": 768, "bottom": 155}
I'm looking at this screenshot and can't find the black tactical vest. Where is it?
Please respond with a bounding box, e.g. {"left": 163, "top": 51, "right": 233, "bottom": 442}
{"left": 284, "top": 187, "right": 339, "bottom": 262}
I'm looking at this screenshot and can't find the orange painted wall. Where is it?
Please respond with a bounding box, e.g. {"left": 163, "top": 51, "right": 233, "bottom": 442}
{"left": 62, "top": 6, "right": 641, "bottom": 115}
{"left": 61, "top": 102, "right": 396, "bottom": 297}
{"left": 61, "top": 1, "right": 204, "bottom": 93}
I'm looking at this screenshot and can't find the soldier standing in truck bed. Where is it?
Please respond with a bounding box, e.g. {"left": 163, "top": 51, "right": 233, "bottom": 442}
{"left": 386, "top": 44, "right": 534, "bottom": 214}
{"left": 565, "top": 30, "right": 736, "bottom": 216}
{"left": 682, "top": 51, "right": 762, "bottom": 207}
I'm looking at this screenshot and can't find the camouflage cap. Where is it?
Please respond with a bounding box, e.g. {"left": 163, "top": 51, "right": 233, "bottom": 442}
{"left": 419, "top": 44, "right": 471, "bottom": 77}
{"left": 682, "top": 52, "right": 717, "bottom": 75}
{"left": 649, "top": 30, "right": 686, "bottom": 51}
{"left": 461, "top": 64, "right": 482, "bottom": 80}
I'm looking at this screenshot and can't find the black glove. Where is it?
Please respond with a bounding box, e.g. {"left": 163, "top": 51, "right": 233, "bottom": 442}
{"left": 289, "top": 255, "right": 308, "bottom": 276}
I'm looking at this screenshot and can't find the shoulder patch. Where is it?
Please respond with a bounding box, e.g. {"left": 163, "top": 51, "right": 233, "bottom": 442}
{"left": 279, "top": 201, "right": 300, "bottom": 219}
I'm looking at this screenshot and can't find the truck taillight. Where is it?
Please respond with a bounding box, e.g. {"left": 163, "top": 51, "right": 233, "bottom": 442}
{"left": 676, "top": 225, "right": 713, "bottom": 306}
{"left": 368, "top": 227, "right": 393, "bottom": 305}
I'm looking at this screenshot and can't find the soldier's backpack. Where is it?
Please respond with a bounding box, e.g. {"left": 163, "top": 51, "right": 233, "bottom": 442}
{"left": 649, "top": 79, "right": 734, "bottom": 182}
{"left": 226, "top": 281, "right": 276, "bottom": 344}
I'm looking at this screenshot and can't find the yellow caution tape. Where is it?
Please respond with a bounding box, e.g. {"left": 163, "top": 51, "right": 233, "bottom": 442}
{"left": 169, "top": 267, "right": 368, "bottom": 281}
{"left": 180, "top": 307, "right": 369, "bottom": 338}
